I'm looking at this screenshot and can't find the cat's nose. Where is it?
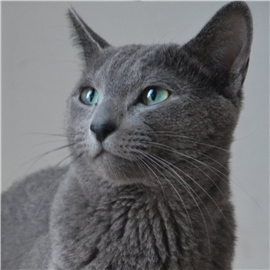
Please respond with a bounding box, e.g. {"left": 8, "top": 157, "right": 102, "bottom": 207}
{"left": 90, "top": 122, "right": 117, "bottom": 143}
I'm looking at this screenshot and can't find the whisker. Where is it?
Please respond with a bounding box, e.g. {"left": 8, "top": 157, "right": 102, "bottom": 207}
{"left": 146, "top": 141, "right": 228, "bottom": 178}
{"left": 7, "top": 142, "right": 76, "bottom": 183}
{"left": 148, "top": 131, "right": 230, "bottom": 153}
{"left": 135, "top": 150, "right": 196, "bottom": 241}
{"left": 23, "top": 143, "right": 76, "bottom": 172}
{"left": 135, "top": 153, "right": 167, "bottom": 201}
{"left": 145, "top": 140, "right": 261, "bottom": 209}
{"left": 131, "top": 158, "right": 151, "bottom": 194}
{"left": 66, "top": 153, "right": 83, "bottom": 167}
{"left": 140, "top": 150, "right": 216, "bottom": 251}
{"left": 148, "top": 152, "right": 231, "bottom": 234}
{"left": 25, "top": 132, "right": 67, "bottom": 137}
{"left": 54, "top": 153, "right": 74, "bottom": 167}
{"left": 146, "top": 143, "right": 233, "bottom": 213}
{"left": 134, "top": 158, "right": 155, "bottom": 193}
{"left": 146, "top": 142, "right": 232, "bottom": 215}
{"left": 32, "top": 140, "right": 67, "bottom": 147}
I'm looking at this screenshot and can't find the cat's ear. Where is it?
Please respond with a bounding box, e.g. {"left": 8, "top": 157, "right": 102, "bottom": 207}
{"left": 67, "top": 6, "right": 110, "bottom": 64}
{"left": 184, "top": 1, "right": 253, "bottom": 86}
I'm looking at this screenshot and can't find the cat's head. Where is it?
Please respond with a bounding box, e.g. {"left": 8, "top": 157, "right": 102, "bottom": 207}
{"left": 66, "top": 2, "right": 252, "bottom": 186}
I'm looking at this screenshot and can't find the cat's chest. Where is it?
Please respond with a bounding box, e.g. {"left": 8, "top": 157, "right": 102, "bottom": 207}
{"left": 50, "top": 177, "right": 187, "bottom": 269}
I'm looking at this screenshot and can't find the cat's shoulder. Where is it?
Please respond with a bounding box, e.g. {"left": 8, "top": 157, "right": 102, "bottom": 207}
{"left": 2, "top": 166, "right": 68, "bottom": 230}
{"left": 1, "top": 166, "right": 68, "bottom": 269}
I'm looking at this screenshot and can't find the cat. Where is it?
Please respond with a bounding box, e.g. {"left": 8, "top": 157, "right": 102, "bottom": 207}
{"left": 1, "top": 1, "right": 253, "bottom": 270}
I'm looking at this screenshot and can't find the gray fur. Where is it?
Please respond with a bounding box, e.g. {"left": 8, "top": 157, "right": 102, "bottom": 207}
{"left": 2, "top": 2, "right": 253, "bottom": 269}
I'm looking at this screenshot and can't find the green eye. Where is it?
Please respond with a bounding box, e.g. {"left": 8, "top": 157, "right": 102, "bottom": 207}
{"left": 80, "top": 88, "right": 99, "bottom": 105}
{"left": 142, "top": 87, "right": 170, "bottom": 106}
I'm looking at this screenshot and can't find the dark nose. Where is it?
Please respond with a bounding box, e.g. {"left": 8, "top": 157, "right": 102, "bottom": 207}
{"left": 90, "top": 122, "right": 117, "bottom": 142}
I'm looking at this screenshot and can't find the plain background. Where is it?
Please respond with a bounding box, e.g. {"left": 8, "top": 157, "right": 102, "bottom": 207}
{"left": 2, "top": 2, "right": 269, "bottom": 269}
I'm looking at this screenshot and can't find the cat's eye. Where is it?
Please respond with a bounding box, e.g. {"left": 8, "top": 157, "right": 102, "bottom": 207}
{"left": 80, "top": 88, "right": 99, "bottom": 105}
{"left": 142, "top": 87, "right": 170, "bottom": 106}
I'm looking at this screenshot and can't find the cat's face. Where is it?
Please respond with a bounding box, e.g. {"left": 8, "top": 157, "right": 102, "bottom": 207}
{"left": 66, "top": 44, "right": 239, "bottom": 185}
{"left": 66, "top": 3, "right": 252, "bottom": 186}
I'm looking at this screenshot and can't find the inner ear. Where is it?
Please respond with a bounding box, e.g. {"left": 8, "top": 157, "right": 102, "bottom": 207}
{"left": 212, "top": 13, "right": 250, "bottom": 72}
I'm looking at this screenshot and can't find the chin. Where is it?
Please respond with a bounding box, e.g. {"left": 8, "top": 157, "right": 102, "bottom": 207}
{"left": 93, "top": 151, "right": 147, "bottom": 185}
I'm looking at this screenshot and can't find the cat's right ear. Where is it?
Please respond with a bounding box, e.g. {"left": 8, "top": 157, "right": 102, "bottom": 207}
{"left": 67, "top": 6, "right": 110, "bottom": 64}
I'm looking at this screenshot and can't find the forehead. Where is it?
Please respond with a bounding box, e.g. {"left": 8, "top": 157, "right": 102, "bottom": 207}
{"left": 88, "top": 44, "right": 175, "bottom": 98}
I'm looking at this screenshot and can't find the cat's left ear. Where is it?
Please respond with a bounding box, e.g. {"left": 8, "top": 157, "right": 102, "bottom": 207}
{"left": 184, "top": 1, "right": 253, "bottom": 86}
{"left": 67, "top": 6, "right": 110, "bottom": 64}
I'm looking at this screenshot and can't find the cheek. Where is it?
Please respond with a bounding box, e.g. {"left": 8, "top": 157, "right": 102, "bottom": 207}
{"left": 142, "top": 103, "right": 183, "bottom": 133}
{"left": 141, "top": 96, "right": 236, "bottom": 138}
{"left": 207, "top": 97, "right": 238, "bottom": 134}
{"left": 67, "top": 102, "right": 101, "bottom": 157}
{"left": 140, "top": 99, "right": 218, "bottom": 148}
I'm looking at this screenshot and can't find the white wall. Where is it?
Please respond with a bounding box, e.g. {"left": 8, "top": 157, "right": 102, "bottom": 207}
{"left": 2, "top": 2, "right": 269, "bottom": 269}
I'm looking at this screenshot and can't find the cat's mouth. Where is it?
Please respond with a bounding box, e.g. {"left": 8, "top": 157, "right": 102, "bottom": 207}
{"left": 95, "top": 149, "right": 107, "bottom": 158}
{"left": 94, "top": 148, "right": 116, "bottom": 161}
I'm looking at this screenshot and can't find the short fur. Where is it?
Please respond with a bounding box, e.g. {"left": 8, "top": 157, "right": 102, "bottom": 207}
{"left": 2, "top": 2, "right": 253, "bottom": 269}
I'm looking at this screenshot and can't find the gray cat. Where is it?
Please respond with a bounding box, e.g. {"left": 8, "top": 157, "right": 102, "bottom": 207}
{"left": 2, "top": 2, "right": 253, "bottom": 269}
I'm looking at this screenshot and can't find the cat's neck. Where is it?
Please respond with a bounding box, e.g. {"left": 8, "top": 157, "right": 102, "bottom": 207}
{"left": 73, "top": 148, "right": 231, "bottom": 209}
{"left": 50, "top": 161, "right": 232, "bottom": 269}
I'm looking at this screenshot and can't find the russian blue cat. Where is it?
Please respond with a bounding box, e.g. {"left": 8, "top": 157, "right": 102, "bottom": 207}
{"left": 2, "top": 2, "right": 253, "bottom": 269}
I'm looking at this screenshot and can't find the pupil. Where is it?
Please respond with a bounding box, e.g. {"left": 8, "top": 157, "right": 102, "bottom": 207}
{"left": 149, "top": 89, "right": 157, "bottom": 101}
{"left": 89, "top": 90, "right": 94, "bottom": 101}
